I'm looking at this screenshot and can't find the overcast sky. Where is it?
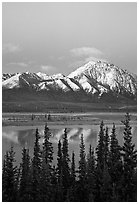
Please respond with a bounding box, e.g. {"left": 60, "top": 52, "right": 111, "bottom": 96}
{"left": 2, "top": 2, "right": 137, "bottom": 75}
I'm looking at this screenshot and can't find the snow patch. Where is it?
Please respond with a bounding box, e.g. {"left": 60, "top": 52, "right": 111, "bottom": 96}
{"left": 2, "top": 73, "right": 21, "bottom": 88}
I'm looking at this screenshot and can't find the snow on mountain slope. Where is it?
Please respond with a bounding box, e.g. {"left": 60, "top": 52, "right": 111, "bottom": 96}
{"left": 78, "top": 75, "right": 97, "bottom": 93}
{"left": 2, "top": 72, "right": 43, "bottom": 89}
{"left": 68, "top": 61, "right": 96, "bottom": 79}
{"left": 55, "top": 78, "right": 70, "bottom": 91}
{"left": 51, "top": 73, "right": 65, "bottom": 79}
{"left": 37, "top": 74, "right": 80, "bottom": 92}
{"left": 68, "top": 61, "right": 137, "bottom": 96}
{"left": 38, "top": 78, "right": 71, "bottom": 92}
{"left": 2, "top": 60, "right": 137, "bottom": 100}
{"left": 38, "top": 82, "right": 49, "bottom": 90}
{"left": 64, "top": 77, "right": 80, "bottom": 91}
{"left": 21, "top": 72, "right": 42, "bottom": 84}
{"left": 2, "top": 73, "right": 21, "bottom": 88}
{"left": 38, "top": 77, "right": 80, "bottom": 92}
{"left": 2, "top": 73, "right": 16, "bottom": 81}
{"left": 36, "top": 72, "right": 50, "bottom": 80}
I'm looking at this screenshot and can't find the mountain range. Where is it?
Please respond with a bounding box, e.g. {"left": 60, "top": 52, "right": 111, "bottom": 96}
{"left": 2, "top": 60, "right": 137, "bottom": 104}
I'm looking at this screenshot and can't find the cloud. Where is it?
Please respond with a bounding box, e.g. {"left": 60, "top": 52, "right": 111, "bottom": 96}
{"left": 69, "top": 46, "right": 108, "bottom": 68}
{"left": 84, "top": 56, "right": 108, "bottom": 63}
{"left": 70, "top": 47, "right": 103, "bottom": 57}
{"left": 41, "top": 65, "right": 56, "bottom": 71}
{"left": 6, "top": 62, "right": 28, "bottom": 67}
{"left": 3, "top": 43, "right": 21, "bottom": 54}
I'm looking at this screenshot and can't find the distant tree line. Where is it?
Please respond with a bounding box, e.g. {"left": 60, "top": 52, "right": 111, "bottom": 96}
{"left": 31, "top": 113, "right": 51, "bottom": 121}
{"left": 2, "top": 113, "right": 137, "bottom": 202}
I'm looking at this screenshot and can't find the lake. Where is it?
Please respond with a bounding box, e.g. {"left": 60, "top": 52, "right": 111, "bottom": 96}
{"left": 2, "top": 121, "right": 137, "bottom": 168}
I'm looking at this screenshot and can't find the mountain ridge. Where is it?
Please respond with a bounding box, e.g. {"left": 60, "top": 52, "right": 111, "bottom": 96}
{"left": 2, "top": 61, "right": 137, "bottom": 103}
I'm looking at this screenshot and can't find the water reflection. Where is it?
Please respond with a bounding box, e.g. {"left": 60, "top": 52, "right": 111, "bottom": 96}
{"left": 2, "top": 125, "right": 137, "bottom": 167}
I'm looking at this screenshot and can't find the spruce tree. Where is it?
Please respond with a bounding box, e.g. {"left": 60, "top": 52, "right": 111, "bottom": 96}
{"left": 79, "top": 134, "right": 86, "bottom": 182}
{"left": 40, "top": 155, "right": 51, "bottom": 201}
{"left": 71, "top": 151, "right": 76, "bottom": 184}
{"left": 62, "top": 128, "right": 70, "bottom": 185}
{"left": 109, "top": 123, "right": 123, "bottom": 201}
{"left": 31, "top": 128, "right": 42, "bottom": 201}
{"left": 43, "top": 123, "right": 53, "bottom": 165}
{"left": 57, "top": 140, "right": 63, "bottom": 183}
{"left": 67, "top": 151, "right": 76, "bottom": 202}
{"left": 62, "top": 128, "right": 70, "bottom": 198}
{"left": 56, "top": 140, "right": 64, "bottom": 201}
{"left": 2, "top": 147, "right": 18, "bottom": 202}
{"left": 19, "top": 147, "right": 31, "bottom": 201}
{"left": 95, "top": 121, "right": 105, "bottom": 201}
{"left": 51, "top": 165, "right": 58, "bottom": 201}
{"left": 40, "top": 124, "right": 54, "bottom": 201}
{"left": 104, "top": 126, "right": 109, "bottom": 164}
{"left": 39, "top": 124, "right": 53, "bottom": 201}
{"left": 86, "top": 145, "right": 95, "bottom": 201}
{"left": 121, "top": 113, "right": 137, "bottom": 201}
{"left": 78, "top": 134, "right": 87, "bottom": 201}
{"left": 86, "top": 145, "right": 95, "bottom": 181}
{"left": 96, "top": 121, "right": 105, "bottom": 170}
{"left": 2, "top": 152, "right": 8, "bottom": 201}
{"left": 100, "top": 162, "right": 112, "bottom": 201}
{"left": 39, "top": 125, "right": 53, "bottom": 201}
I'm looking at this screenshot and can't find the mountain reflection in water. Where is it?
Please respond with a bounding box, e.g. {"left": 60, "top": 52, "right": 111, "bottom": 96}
{"left": 2, "top": 125, "right": 137, "bottom": 167}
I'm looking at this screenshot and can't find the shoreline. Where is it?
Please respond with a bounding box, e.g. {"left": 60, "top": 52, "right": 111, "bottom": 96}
{"left": 2, "top": 112, "right": 137, "bottom": 127}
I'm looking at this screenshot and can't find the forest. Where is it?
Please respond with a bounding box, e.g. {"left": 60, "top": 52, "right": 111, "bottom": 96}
{"left": 2, "top": 113, "right": 137, "bottom": 202}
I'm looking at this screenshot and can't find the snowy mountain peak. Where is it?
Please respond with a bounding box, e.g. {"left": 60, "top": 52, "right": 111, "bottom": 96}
{"left": 51, "top": 73, "right": 65, "bottom": 79}
{"left": 68, "top": 60, "right": 136, "bottom": 97}
{"left": 25, "top": 71, "right": 30, "bottom": 74}
{"left": 36, "top": 72, "right": 50, "bottom": 80}
{"left": 68, "top": 61, "right": 96, "bottom": 79}
{"left": 2, "top": 61, "right": 137, "bottom": 101}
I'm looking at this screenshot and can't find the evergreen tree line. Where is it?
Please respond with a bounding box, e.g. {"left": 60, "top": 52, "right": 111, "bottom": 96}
{"left": 2, "top": 113, "right": 137, "bottom": 202}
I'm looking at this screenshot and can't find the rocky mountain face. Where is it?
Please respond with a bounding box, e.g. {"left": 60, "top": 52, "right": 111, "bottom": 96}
{"left": 2, "top": 61, "right": 137, "bottom": 102}
{"left": 2, "top": 73, "right": 16, "bottom": 81}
